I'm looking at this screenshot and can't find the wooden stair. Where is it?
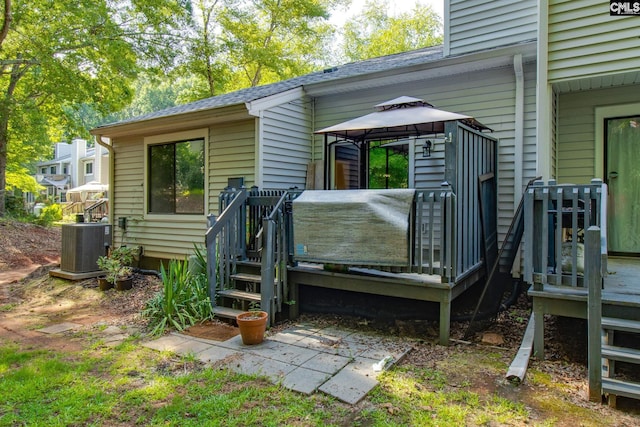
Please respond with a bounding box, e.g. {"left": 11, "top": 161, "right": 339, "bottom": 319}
{"left": 213, "top": 261, "right": 269, "bottom": 321}
{"left": 601, "top": 316, "right": 640, "bottom": 407}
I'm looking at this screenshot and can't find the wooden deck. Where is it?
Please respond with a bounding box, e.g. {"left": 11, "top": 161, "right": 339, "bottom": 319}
{"left": 287, "top": 263, "right": 485, "bottom": 346}
{"left": 604, "top": 257, "right": 640, "bottom": 295}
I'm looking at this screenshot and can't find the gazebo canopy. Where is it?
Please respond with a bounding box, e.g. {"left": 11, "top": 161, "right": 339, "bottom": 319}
{"left": 315, "top": 96, "right": 491, "bottom": 141}
{"left": 66, "top": 181, "right": 108, "bottom": 203}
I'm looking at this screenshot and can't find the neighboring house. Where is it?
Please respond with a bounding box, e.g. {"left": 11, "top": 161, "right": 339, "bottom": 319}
{"left": 34, "top": 138, "right": 109, "bottom": 202}
{"left": 90, "top": 0, "right": 639, "bottom": 264}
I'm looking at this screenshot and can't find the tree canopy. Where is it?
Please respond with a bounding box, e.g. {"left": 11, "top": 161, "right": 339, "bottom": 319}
{"left": 0, "top": 0, "right": 443, "bottom": 216}
{"left": 340, "top": 0, "right": 442, "bottom": 62}
{"left": 0, "top": 0, "right": 190, "bottom": 214}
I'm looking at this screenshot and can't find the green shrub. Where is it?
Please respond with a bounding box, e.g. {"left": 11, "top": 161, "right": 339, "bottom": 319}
{"left": 143, "top": 257, "right": 213, "bottom": 336}
{"left": 5, "top": 194, "right": 28, "bottom": 218}
{"left": 36, "top": 203, "right": 62, "bottom": 226}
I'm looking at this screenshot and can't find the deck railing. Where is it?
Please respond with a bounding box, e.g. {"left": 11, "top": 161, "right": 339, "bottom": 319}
{"left": 205, "top": 189, "right": 249, "bottom": 302}
{"left": 261, "top": 191, "right": 302, "bottom": 321}
{"left": 414, "top": 185, "right": 456, "bottom": 281}
{"left": 207, "top": 188, "right": 301, "bottom": 318}
{"left": 84, "top": 199, "right": 108, "bottom": 222}
{"left": 523, "top": 179, "right": 608, "bottom": 289}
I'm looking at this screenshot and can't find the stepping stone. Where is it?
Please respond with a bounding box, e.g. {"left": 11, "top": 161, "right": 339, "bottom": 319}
{"left": 141, "top": 334, "right": 192, "bottom": 352}
{"left": 282, "top": 366, "right": 332, "bottom": 394}
{"left": 37, "top": 322, "right": 83, "bottom": 334}
{"left": 318, "top": 356, "right": 383, "bottom": 405}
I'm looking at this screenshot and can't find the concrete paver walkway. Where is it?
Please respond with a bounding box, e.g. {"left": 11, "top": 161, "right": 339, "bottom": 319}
{"left": 142, "top": 323, "right": 413, "bottom": 404}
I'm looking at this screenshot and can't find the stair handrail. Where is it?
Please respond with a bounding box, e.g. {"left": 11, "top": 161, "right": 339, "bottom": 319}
{"left": 84, "top": 198, "right": 108, "bottom": 222}
{"left": 205, "top": 189, "right": 249, "bottom": 306}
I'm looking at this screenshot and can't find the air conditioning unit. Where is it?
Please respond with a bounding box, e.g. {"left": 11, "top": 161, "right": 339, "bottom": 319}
{"left": 61, "top": 224, "right": 112, "bottom": 273}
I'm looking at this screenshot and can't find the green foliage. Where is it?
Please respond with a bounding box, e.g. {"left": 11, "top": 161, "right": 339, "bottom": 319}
{"left": 340, "top": 0, "right": 443, "bottom": 62}
{"left": 35, "top": 203, "right": 62, "bottom": 226}
{"left": 180, "top": 0, "right": 346, "bottom": 98}
{"left": 4, "top": 193, "right": 28, "bottom": 218}
{"left": 143, "top": 258, "right": 213, "bottom": 336}
{"left": 0, "top": 0, "right": 191, "bottom": 216}
{"left": 368, "top": 144, "right": 409, "bottom": 189}
{"left": 97, "top": 246, "right": 135, "bottom": 284}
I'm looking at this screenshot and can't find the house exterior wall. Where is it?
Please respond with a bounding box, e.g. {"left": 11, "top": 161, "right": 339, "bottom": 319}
{"left": 547, "top": 0, "right": 640, "bottom": 83}
{"left": 110, "top": 119, "right": 256, "bottom": 260}
{"left": 208, "top": 119, "right": 256, "bottom": 211}
{"left": 260, "top": 99, "right": 313, "bottom": 190}
{"left": 556, "top": 84, "right": 640, "bottom": 184}
{"left": 314, "top": 60, "right": 538, "bottom": 240}
{"left": 446, "top": 0, "right": 537, "bottom": 56}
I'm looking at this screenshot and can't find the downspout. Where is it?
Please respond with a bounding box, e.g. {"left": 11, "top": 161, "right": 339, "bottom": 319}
{"left": 95, "top": 135, "right": 114, "bottom": 227}
{"left": 513, "top": 53, "right": 524, "bottom": 277}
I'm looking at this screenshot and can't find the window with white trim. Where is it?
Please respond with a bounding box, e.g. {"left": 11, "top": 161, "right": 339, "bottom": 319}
{"left": 85, "top": 161, "right": 93, "bottom": 175}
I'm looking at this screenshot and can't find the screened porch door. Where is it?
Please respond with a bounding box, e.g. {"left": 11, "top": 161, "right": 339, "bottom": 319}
{"left": 606, "top": 115, "right": 640, "bottom": 255}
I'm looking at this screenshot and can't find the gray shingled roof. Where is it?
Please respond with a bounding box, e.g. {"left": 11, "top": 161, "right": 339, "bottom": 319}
{"left": 94, "top": 45, "right": 444, "bottom": 130}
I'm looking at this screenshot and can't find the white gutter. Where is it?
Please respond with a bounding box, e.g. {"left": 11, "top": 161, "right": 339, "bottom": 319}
{"left": 95, "top": 134, "right": 114, "bottom": 227}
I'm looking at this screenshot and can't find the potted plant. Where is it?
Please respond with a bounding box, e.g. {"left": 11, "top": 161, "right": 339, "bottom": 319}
{"left": 97, "top": 246, "right": 136, "bottom": 291}
{"left": 236, "top": 309, "right": 268, "bottom": 345}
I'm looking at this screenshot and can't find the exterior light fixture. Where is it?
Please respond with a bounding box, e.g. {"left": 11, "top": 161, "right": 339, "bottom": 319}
{"left": 422, "top": 140, "right": 432, "bottom": 158}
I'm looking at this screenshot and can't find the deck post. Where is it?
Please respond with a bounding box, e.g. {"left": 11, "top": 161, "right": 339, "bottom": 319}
{"left": 439, "top": 293, "right": 451, "bottom": 346}
{"left": 533, "top": 297, "right": 545, "bottom": 359}
{"left": 586, "top": 226, "right": 602, "bottom": 402}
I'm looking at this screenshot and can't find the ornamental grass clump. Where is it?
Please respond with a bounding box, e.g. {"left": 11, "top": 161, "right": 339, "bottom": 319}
{"left": 143, "top": 257, "right": 214, "bottom": 336}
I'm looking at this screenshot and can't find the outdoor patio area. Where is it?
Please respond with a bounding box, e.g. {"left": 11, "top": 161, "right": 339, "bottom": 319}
{"left": 142, "top": 322, "right": 413, "bottom": 405}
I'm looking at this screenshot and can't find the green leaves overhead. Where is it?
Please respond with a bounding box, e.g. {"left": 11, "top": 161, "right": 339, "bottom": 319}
{"left": 341, "top": 0, "right": 442, "bottom": 62}
{"left": 0, "top": 0, "right": 190, "bottom": 215}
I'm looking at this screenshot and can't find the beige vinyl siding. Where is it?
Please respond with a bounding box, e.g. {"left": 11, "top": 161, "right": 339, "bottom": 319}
{"left": 548, "top": 0, "right": 640, "bottom": 82}
{"left": 261, "top": 99, "right": 313, "bottom": 189}
{"left": 448, "top": 0, "right": 537, "bottom": 56}
{"left": 314, "top": 61, "right": 537, "bottom": 240}
{"left": 208, "top": 120, "right": 256, "bottom": 213}
{"left": 556, "top": 84, "right": 640, "bottom": 184}
{"left": 112, "top": 136, "right": 144, "bottom": 250}
{"left": 111, "top": 135, "right": 209, "bottom": 260}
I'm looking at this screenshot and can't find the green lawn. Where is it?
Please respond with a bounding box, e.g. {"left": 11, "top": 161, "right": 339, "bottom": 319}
{"left": 2, "top": 334, "right": 636, "bottom": 426}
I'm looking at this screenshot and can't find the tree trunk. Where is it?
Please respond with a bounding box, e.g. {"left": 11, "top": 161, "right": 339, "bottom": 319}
{"left": 0, "top": 100, "right": 9, "bottom": 217}
{"left": 0, "top": 58, "right": 24, "bottom": 217}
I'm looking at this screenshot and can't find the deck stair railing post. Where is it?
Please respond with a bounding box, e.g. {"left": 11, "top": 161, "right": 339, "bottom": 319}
{"left": 585, "top": 226, "right": 602, "bottom": 402}
{"left": 261, "top": 191, "right": 299, "bottom": 325}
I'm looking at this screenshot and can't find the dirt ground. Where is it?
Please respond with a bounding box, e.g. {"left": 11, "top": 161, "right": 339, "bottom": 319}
{"left": 1, "top": 219, "right": 640, "bottom": 425}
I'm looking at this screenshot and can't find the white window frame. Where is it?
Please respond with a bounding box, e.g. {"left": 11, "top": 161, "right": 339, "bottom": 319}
{"left": 84, "top": 161, "right": 93, "bottom": 176}
{"left": 143, "top": 128, "right": 209, "bottom": 220}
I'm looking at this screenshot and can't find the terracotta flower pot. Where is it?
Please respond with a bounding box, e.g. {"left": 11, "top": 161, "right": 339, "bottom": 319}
{"left": 236, "top": 311, "right": 268, "bottom": 345}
